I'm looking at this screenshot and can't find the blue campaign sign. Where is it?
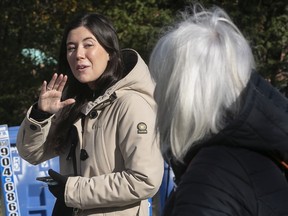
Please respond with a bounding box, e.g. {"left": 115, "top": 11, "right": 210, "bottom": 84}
{"left": 0, "top": 125, "right": 59, "bottom": 216}
{"left": 0, "top": 124, "right": 21, "bottom": 216}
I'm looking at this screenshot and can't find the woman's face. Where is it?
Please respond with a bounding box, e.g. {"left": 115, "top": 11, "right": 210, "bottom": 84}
{"left": 66, "top": 26, "right": 110, "bottom": 89}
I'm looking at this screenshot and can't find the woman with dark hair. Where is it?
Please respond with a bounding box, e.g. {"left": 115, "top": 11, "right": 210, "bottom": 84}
{"left": 16, "top": 12, "right": 163, "bottom": 216}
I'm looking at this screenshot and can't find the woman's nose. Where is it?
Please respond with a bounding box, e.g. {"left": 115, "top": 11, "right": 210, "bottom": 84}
{"left": 76, "top": 47, "right": 85, "bottom": 59}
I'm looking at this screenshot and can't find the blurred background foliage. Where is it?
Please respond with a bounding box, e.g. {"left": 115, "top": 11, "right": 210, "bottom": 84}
{"left": 0, "top": 0, "right": 287, "bottom": 128}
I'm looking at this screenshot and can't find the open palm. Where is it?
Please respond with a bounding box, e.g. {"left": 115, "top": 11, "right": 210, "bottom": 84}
{"left": 38, "top": 73, "right": 75, "bottom": 114}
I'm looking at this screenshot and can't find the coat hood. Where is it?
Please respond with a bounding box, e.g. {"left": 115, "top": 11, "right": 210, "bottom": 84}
{"left": 81, "top": 49, "right": 155, "bottom": 116}
{"left": 212, "top": 72, "right": 288, "bottom": 159}
{"left": 172, "top": 72, "right": 288, "bottom": 181}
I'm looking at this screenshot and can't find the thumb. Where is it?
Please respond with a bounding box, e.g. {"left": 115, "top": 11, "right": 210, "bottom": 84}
{"left": 48, "top": 169, "right": 67, "bottom": 184}
{"left": 60, "top": 98, "right": 76, "bottom": 109}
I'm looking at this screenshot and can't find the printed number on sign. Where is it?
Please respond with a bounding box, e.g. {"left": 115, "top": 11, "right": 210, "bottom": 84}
{"left": 0, "top": 147, "right": 8, "bottom": 156}
{"left": 8, "top": 202, "right": 18, "bottom": 211}
{"left": 4, "top": 182, "right": 14, "bottom": 192}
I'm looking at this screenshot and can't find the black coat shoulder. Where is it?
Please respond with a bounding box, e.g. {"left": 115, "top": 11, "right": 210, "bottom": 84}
{"left": 164, "top": 146, "right": 288, "bottom": 216}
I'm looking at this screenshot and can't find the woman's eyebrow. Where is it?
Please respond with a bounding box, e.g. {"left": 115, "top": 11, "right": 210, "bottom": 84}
{"left": 66, "top": 37, "right": 97, "bottom": 45}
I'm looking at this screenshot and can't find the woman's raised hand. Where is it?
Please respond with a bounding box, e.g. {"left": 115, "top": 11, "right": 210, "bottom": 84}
{"left": 38, "top": 73, "right": 76, "bottom": 114}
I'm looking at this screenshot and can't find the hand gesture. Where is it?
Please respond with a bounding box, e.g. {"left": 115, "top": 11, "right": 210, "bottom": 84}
{"left": 38, "top": 73, "right": 76, "bottom": 114}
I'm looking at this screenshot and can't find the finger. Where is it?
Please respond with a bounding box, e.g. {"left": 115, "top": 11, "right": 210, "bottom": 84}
{"left": 47, "top": 73, "right": 58, "bottom": 90}
{"left": 57, "top": 75, "right": 68, "bottom": 92}
{"left": 40, "top": 81, "right": 48, "bottom": 95}
{"left": 53, "top": 74, "right": 64, "bottom": 91}
{"left": 59, "top": 99, "right": 76, "bottom": 109}
{"left": 48, "top": 169, "right": 62, "bottom": 181}
{"left": 63, "top": 98, "right": 76, "bottom": 106}
{"left": 48, "top": 169, "right": 67, "bottom": 184}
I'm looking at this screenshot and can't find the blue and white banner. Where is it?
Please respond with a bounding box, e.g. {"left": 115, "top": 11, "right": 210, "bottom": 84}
{"left": 0, "top": 124, "right": 21, "bottom": 216}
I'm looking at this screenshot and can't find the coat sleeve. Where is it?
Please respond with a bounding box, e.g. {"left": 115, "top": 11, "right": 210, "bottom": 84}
{"left": 65, "top": 93, "right": 164, "bottom": 209}
{"left": 16, "top": 105, "right": 57, "bottom": 164}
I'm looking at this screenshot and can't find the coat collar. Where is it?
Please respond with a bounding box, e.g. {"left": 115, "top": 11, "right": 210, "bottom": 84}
{"left": 171, "top": 72, "right": 288, "bottom": 183}
{"left": 80, "top": 49, "right": 154, "bottom": 117}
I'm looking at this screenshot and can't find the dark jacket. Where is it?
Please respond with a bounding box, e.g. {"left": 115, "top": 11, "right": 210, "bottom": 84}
{"left": 164, "top": 72, "right": 288, "bottom": 216}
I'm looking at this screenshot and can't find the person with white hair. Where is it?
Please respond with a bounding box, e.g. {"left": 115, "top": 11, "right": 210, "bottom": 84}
{"left": 149, "top": 4, "right": 288, "bottom": 216}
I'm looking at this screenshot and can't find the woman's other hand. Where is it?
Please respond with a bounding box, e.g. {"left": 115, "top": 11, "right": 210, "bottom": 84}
{"left": 38, "top": 73, "right": 76, "bottom": 114}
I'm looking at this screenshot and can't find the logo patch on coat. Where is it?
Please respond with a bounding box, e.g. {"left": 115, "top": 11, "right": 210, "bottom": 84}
{"left": 137, "top": 122, "right": 147, "bottom": 134}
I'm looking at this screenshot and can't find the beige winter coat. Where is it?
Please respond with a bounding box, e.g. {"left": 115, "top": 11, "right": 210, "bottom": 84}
{"left": 16, "top": 49, "right": 164, "bottom": 216}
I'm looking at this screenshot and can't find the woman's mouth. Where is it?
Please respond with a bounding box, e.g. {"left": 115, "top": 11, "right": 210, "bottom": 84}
{"left": 76, "top": 65, "right": 89, "bottom": 71}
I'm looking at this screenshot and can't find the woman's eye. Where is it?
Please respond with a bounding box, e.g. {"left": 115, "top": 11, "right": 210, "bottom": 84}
{"left": 84, "top": 43, "right": 93, "bottom": 48}
{"left": 67, "top": 46, "right": 75, "bottom": 52}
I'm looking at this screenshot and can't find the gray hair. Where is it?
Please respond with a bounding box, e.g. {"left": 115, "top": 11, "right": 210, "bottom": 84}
{"left": 149, "top": 5, "right": 255, "bottom": 162}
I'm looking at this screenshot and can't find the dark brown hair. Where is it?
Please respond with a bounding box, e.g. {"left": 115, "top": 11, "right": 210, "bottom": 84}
{"left": 48, "top": 13, "right": 124, "bottom": 152}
